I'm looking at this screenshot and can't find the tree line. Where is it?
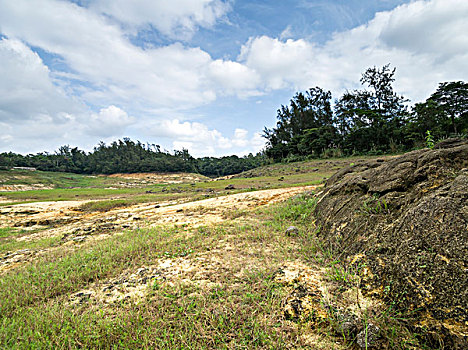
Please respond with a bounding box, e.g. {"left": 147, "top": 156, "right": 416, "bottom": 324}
{"left": 0, "top": 139, "right": 265, "bottom": 177}
{"left": 1, "top": 65, "right": 466, "bottom": 176}
{"left": 263, "top": 64, "right": 467, "bottom": 161}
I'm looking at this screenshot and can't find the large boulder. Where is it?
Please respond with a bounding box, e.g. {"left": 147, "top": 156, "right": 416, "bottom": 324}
{"left": 314, "top": 139, "right": 468, "bottom": 348}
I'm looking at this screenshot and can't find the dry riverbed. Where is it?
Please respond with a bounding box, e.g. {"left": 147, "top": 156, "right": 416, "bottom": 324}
{"left": 0, "top": 186, "right": 317, "bottom": 274}
{"left": 1, "top": 161, "right": 425, "bottom": 349}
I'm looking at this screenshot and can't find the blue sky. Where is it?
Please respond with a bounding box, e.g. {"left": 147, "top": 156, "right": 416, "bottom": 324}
{"left": 0, "top": 0, "right": 467, "bottom": 156}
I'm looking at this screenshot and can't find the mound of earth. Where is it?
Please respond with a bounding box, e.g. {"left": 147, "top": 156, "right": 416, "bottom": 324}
{"left": 314, "top": 139, "right": 467, "bottom": 348}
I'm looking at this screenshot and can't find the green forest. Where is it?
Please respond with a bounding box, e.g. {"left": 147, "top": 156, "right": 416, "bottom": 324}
{"left": 1, "top": 65, "right": 467, "bottom": 176}
{"left": 263, "top": 65, "right": 467, "bottom": 161}
{"left": 0, "top": 140, "right": 265, "bottom": 178}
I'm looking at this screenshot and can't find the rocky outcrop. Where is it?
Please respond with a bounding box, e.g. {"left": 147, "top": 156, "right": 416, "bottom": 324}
{"left": 314, "top": 139, "right": 468, "bottom": 348}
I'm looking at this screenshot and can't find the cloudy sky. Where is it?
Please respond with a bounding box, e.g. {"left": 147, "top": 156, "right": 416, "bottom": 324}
{"left": 0, "top": 0, "right": 467, "bottom": 156}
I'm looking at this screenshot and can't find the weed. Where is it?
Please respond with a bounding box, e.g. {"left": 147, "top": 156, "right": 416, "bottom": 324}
{"left": 360, "top": 194, "right": 389, "bottom": 215}
{"left": 425, "top": 130, "right": 435, "bottom": 149}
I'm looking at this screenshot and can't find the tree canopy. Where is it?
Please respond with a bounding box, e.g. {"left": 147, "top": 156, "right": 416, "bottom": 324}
{"left": 0, "top": 138, "right": 266, "bottom": 177}
{"left": 263, "top": 65, "right": 467, "bottom": 161}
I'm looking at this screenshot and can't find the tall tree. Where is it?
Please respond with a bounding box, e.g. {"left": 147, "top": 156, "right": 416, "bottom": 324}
{"left": 430, "top": 81, "right": 468, "bottom": 134}
{"left": 263, "top": 87, "right": 336, "bottom": 160}
{"left": 335, "top": 64, "right": 408, "bottom": 153}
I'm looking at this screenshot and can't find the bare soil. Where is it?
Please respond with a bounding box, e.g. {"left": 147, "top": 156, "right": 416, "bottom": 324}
{"left": 1, "top": 185, "right": 318, "bottom": 274}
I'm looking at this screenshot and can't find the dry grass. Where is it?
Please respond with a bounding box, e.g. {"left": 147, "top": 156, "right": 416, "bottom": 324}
{"left": 0, "top": 158, "right": 427, "bottom": 349}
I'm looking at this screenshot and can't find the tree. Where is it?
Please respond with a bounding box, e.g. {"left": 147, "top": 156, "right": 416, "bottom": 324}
{"left": 263, "top": 87, "right": 336, "bottom": 160}
{"left": 405, "top": 100, "right": 445, "bottom": 146}
{"left": 335, "top": 64, "right": 408, "bottom": 153}
{"left": 430, "top": 81, "right": 468, "bottom": 134}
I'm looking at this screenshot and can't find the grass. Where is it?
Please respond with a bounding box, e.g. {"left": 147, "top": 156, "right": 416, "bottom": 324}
{"left": 76, "top": 199, "right": 139, "bottom": 212}
{"left": 0, "top": 156, "right": 427, "bottom": 349}
{"left": 0, "top": 219, "right": 294, "bottom": 348}
{"left": 359, "top": 194, "right": 390, "bottom": 215}
{"left": 0, "top": 227, "right": 25, "bottom": 238}
{"left": 1, "top": 155, "right": 385, "bottom": 205}
{"left": 0, "top": 194, "right": 426, "bottom": 349}
{"left": 0, "top": 169, "right": 121, "bottom": 188}
{"left": 1, "top": 236, "right": 61, "bottom": 256}
{"left": 0, "top": 227, "right": 58, "bottom": 255}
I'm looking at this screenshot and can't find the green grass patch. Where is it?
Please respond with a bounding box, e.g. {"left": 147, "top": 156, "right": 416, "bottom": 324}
{"left": 0, "top": 235, "right": 60, "bottom": 255}
{"left": 0, "top": 227, "right": 25, "bottom": 239}
{"left": 77, "top": 199, "right": 137, "bottom": 212}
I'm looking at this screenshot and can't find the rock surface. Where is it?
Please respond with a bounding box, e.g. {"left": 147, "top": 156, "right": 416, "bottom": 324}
{"left": 314, "top": 139, "right": 468, "bottom": 348}
{"left": 356, "top": 322, "right": 380, "bottom": 349}
{"left": 285, "top": 226, "right": 299, "bottom": 236}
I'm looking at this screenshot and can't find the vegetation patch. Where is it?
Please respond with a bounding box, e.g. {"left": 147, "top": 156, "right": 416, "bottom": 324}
{"left": 77, "top": 199, "right": 138, "bottom": 212}
{"left": 0, "top": 151, "right": 463, "bottom": 349}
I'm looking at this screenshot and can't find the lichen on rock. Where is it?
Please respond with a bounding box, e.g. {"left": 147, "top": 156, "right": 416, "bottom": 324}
{"left": 314, "top": 139, "right": 468, "bottom": 348}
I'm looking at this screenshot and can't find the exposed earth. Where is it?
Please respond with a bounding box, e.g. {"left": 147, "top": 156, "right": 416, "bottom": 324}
{"left": 0, "top": 185, "right": 317, "bottom": 274}
{"left": 1, "top": 148, "right": 467, "bottom": 349}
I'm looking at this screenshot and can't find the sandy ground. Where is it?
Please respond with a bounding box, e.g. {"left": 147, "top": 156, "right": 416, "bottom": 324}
{"left": 0, "top": 186, "right": 318, "bottom": 273}
{"left": 106, "top": 172, "right": 208, "bottom": 184}
{"left": 0, "top": 184, "right": 54, "bottom": 192}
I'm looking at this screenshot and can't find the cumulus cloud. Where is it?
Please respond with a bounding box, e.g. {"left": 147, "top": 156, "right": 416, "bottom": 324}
{"left": 239, "top": 36, "right": 316, "bottom": 90}
{"left": 87, "top": 106, "right": 134, "bottom": 137}
{"left": 378, "top": 0, "right": 468, "bottom": 60}
{"left": 239, "top": 0, "right": 468, "bottom": 101}
{"left": 0, "top": 37, "right": 135, "bottom": 152}
{"left": 208, "top": 60, "right": 261, "bottom": 96}
{"left": 3, "top": 0, "right": 464, "bottom": 110}
{"left": 143, "top": 119, "right": 264, "bottom": 157}
{"left": 0, "top": 0, "right": 258, "bottom": 115}
{"left": 0, "top": 38, "right": 82, "bottom": 122}
{"left": 90, "top": 0, "right": 231, "bottom": 40}
{"left": 0, "top": 0, "right": 466, "bottom": 156}
{"left": 0, "top": 37, "right": 89, "bottom": 152}
{"left": 0, "top": 0, "right": 224, "bottom": 109}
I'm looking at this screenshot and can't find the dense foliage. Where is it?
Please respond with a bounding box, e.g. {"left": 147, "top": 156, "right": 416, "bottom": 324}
{"left": 0, "top": 139, "right": 266, "bottom": 177}
{"left": 263, "top": 65, "right": 468, "bottom": 161}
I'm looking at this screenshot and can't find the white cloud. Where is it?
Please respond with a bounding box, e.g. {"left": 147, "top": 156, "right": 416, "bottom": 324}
{"left": 0, "top": 38, "right": 82, "bottom": 122}
{"left": 239, "top": 0, "right": 468, "bottom": 101}
{"left": 0, "top": 0, "right": 218, "bottom": 107}
{"left": 0, "top": 37, "right": 135, "bottom": 152}
{"left": 4, "top": 0, "right": 464, "bottom": 112}
{"left": 143, "top": 119, "right": 264, "bottom": 157}
{"left": 239, "top": 36, "right": 316, "bottom": 90}
{"left": 0, "top": 37, "right": 90, "bottom": 152}
{"left": 232, "top": 128, "right": 248, "bottom": 147}
{"left": 90, "top": 0, "right": 231, "bottom": 40}
{"left": 0, "top": 0, "right": 257, "bottom": 113}
{"left": 0, "top": 0, "right": 269, "bottom": 119}
{"left": 208, "top": 60, "right": 261, "bottom": 96}
{"left": 0, "top": 0, "right": 466, "bottom": 156}
{"left": 378, "top": 0, "right": 468, "bottom": 60}
{"left": 87, "top": 105, "right": 134, "bottom": 137}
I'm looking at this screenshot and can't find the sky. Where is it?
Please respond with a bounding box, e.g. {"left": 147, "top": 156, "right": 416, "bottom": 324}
{"left": 0, "top": 0, "right": 467, "bottom": 157}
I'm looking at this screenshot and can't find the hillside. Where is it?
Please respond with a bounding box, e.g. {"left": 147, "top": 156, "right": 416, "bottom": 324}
{"left": 314, "top": 139, "right": 467, "bottom": 348}
{"left": 0, "top": 150, "right": 466, "bottom": 349}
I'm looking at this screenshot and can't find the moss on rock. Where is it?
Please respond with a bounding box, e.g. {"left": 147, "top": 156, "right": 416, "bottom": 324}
{"left": 314, "top": 139, "right": 468, "bottom": 348}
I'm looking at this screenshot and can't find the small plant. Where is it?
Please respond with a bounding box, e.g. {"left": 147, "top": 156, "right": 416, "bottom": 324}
{"left": 360, "top": 194, "right": 389, "bottom": 215}
{"left": 425, "top": 130, "right": 434, "bottom": 149}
